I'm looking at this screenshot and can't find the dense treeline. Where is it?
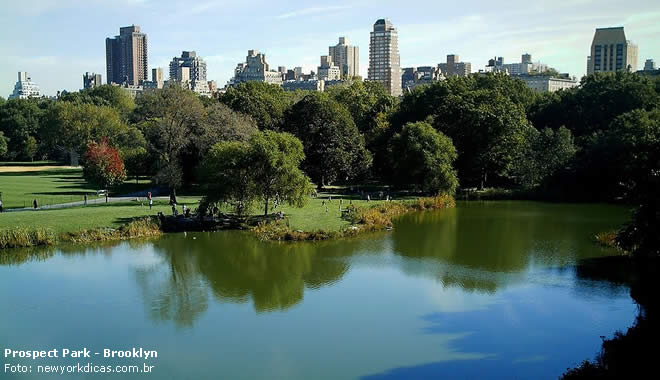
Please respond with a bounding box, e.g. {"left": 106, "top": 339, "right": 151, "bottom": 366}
{"left": 1, "top": 72, "right": 658, "bottom": 254}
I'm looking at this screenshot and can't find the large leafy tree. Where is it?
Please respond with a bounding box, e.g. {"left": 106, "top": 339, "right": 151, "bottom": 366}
{"left": 250, "top": 130, "right": 312, "bottom": 215}
{"left": 391, "top": 75, "right": 535, "bottom": 188}
{"left": 602, "top": 109, "right": 660, "bottom": 257}
{"left": 199, "top": 131, "right": 312, "bottom": 216}
{"left": 0, "top": 99, "right": 45, "bottom": 160}
{"left": 327, "top": 80, "right": 397, "bottom": 177}
{"left": 282, "top": 93, "right": 372, "bottom": 187}
{"left": 528, "top": 71, "right": 659, "bottom": 137}
{"left": 42, "top": 101, "right": 127, "bottom": 156}
{"left": 60, "top": 85, "right": 135, "bottom": 120}
{"left": 388, "top": 121, "right": 458, "bottom": 194}
{"left": 219, "top": 82, "right": 291, "bottom": 130}
{"left": 433, "top": 91, "right": 533, "bottom": 188}
{"left": 82, "top": 138, "right": 127, "bottom": 188}
{"left": 514, "top": 126, "right": 577, "bottom": 188}
{"left": 134, "top": 86, "right": 206, "bottom": 190}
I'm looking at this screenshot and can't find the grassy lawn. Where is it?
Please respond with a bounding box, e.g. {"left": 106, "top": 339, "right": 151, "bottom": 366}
{"left": 0, "top": 198, "right": 200, "bottom": 233}
{"left": 0, "top": 166, "right": 155, "bottom": 209}
{"left": 0, "top": 164, "right": 398, "bottom": 236}
{"left": 277, "top": 195, "right": 388, "bottom": 231}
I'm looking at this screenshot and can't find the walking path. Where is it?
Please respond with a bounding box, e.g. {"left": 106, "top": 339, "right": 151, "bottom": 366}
{"left": 2, "top": 196, "right": 171, "bottom": 213}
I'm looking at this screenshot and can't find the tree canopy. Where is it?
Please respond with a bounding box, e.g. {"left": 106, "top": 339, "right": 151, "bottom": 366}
{"left": 389, "top": 121, "right": 458, "bottom": 194}
{"left": 199, "top": 130, "right": 312, "bottom": 215}
{"left": 282, "top": 93, "right": 372, "bottom": 187}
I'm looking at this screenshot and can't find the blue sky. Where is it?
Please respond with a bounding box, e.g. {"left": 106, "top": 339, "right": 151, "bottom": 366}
{"left": 1, "top": 0, "right": 659, "bottom": 96}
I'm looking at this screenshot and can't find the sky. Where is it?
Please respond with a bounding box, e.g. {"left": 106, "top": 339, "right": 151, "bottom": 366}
{"left": 1, "top": 0, "right": 659, "bottom": 97}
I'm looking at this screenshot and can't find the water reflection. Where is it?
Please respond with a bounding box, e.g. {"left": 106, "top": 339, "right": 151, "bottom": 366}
{"left": 138, "top": 232, "right": 385, "bottom": 321}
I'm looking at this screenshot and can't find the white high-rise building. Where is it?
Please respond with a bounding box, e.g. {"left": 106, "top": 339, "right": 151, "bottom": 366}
{"left": 9, "top": 72, "right": 41, "bottom": 99}
{"left": 368, "top": 19, "right": 402, "bottom": 96}
{"left": 318, "top": 55, "right": 341, "bottom": 81}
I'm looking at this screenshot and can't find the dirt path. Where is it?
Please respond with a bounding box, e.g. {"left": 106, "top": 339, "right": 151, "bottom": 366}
{"left": 0, "top": 165, "right": 79, "bottom": 173}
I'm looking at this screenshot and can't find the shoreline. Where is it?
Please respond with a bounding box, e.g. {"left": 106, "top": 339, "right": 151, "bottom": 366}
{"left": 0, "top": 195, "right": 456, "bottom": 250}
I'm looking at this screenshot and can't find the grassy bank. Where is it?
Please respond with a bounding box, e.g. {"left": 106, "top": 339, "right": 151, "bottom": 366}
{"left": 0, "top": 216, "right": 161, "bottom": 249}
{"left": 254, "top": 194, "right": 455, "bottom": 241}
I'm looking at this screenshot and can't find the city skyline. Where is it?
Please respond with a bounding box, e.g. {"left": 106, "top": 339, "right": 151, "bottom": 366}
{"left": 1, "top": 0, "right": 659, "bottom": 96}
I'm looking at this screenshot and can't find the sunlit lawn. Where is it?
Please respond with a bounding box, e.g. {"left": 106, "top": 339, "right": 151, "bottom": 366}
{"left": 0, "top": 198, "right": 200, "bottom": 233}
{"left": 0, "top": 166, "right": 154, "bottom": 209}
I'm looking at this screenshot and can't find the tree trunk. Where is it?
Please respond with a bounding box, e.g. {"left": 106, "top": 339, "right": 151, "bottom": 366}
{"left": 264, "top": 195, "right": 269, "bottom": 216}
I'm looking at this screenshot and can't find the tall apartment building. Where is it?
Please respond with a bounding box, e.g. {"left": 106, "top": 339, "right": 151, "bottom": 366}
{"left": 105, "top": 25, "right": 148, "bottom": 86}
{"left": 83, "top": 72, "right": 103, "bottom": 89}
{"left": 438, "top": 54, "right": 471, "bottom": 77}
{"left": 318, "top": 55, "right": 341, "bottom": 81}
{"left": 231, "top": 50, "right": 283, "bottom": 85}
{"left": 329, "top": 37, "right": 359, "bottom": 79}
{"left": 368, "top": 19, "right": 402, "bottom": 96}
{"left": 587, "top": 27, "right": 638, "bottom": 75}
{"left": 9, "top": 72, "right": 40, "bottom": 99}
{"left": 169, "top": 51, "right": 207, "bottom": 82}
{"left": 644, "top": 59, "right": 656, "bottom": 71}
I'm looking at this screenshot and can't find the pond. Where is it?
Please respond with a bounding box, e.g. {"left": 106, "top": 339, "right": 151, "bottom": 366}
{"left": 0, "top": 201, "right": 636, "bottom": 379}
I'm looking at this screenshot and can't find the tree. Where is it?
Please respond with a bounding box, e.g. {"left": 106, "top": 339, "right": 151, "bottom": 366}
{"left": 134, "top": 86, "right": 205, "bottom": 190}
{"left": 433, "top": 91, "right": 533, "bottom": 188}
{"left": 199, "top": 140, "right": 255, "bottom": 215}
{"left": 0, "top": 99, "right": 45, "bottom": 160}
{"left": 250, "top": 130, "right": 312, "bottom": 215}
{"left": 121, "top": 147, "right": 151, "bottom": 184}
{"left": 82, "top": 138, "right": 127, "bottom": 188}
{"left": 514, "top": 126, "right": 576, "bottom": 188}
{"left": 43, "top": 102, "right": 126, "bottom": 156}
{"left": 0, "top": 131, "right": 8, "bottom": 159}
{"left": 60, "top": 85, "right": 135, "bottom": 120}
{"left": 282, "top": 93, "right": 372, "bottom": 187}
{"left": 389, "top": 121, "right": 458, "bottom": 194}
{"left": 219, "top": 82, "right": 291, "bottom": 130}
{"left": 603, "top": 109, "right": 660, "bottom": 257}
{"left": 199, "top": 131, "right": 312, "bottom": 216}
{"left": 528, "top": 72, "right": 659, "bottom": 137}
{"left": 391, "top": 75, "right": 536, "bottom": 188}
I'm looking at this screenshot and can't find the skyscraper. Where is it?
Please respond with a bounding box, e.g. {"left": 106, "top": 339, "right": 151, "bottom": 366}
{"left": 329, "top": 37, "right": 359, "bottom": 79}
{"left": 105, "top": 25, "right": 148, "bottom": 85}
{"left": 438, "top": 54, "right": 472, "bottom": 77}
{"left": 368, "top": 19, "right": 401, "bottom": 96}
{"left": 587, "top": 27, "right": 638, "bottom": 75}
{"left": 231, "top": 50, "right": 283, "bottom": 85}
{"left": 83, "top": 72, "right": 102, "bottom": 89}
{"left": 318, "top": 55, "right": 341, "bottom": 81}
{"left": 9, "top": 72, "right": 40, "bottom": 99}
{"left": 169, "top": 51, "right": 207, "bottom": 82}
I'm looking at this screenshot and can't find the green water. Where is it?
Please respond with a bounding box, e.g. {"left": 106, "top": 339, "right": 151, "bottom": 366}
{"left": 0, "top": 201, "right": 636, "bottom": 379}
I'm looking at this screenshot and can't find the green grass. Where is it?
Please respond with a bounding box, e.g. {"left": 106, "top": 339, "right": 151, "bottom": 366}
{"left": 276, "top": 195, "right": 389, "bottom": 231}
{"left": 0, "top": 167, "right": 155, "bottom": 209}
{"left": 0, "top": 198, "right": 200, "bottom": 233}
{"left": 0, "top": 168, "right": 102, "bottom": 208}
